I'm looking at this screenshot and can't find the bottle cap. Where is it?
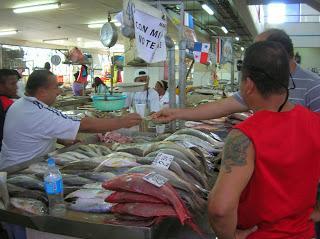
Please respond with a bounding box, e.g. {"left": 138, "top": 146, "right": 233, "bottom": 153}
{"left": 48, "top": 158, "right": 55, "bottom": 166}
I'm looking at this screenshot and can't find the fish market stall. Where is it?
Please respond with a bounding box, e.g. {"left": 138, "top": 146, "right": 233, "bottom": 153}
{"left": 0, "top": 128, "right": 229, "bottom": 239}
{"left": 54, "top": 96, "right": 91, "bottom": 111}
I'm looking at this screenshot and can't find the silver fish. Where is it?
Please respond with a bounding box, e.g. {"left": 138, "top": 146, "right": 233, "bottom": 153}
{"left": 127, "top": 165, "right": 208, "bottom": 205}
{"left": 62, "top": 174, "right": 94, "bottom": 186}
{"left": 144, "top": 141, "right": 201, "bottom": 169}
{"left": 65, "top": 188, "right": 113, "bottom": 201}
{"left": 144, "top": 150, "right": 208, "bottom": 189}
{"left": 0, "top": 172, "right": 9, "bottom": 209}
{"left": 7, "top": 175, "right": 43, "bottom": 191}
{"left": 173, "top": 128, "right": 224, "bottom": 148}
{"left": 113, "top": 143, "right": 152, "bottom": 157}
{"left": 165, "top": 134, "right": 222, "bottom": 155}
{"left": 77, "top": 172, "right": 116, "bottom": 182}
{"left": 61, "top": 160, "right": 101, "bottom": 171}
{"left": 94, "top": 152, "right": 140, "bottom": 172}
{"left": 10, "top": 197, "right": 48, "bottom": 215}
{"left": 67, "top": 198, "right": 113, "bottom": 213}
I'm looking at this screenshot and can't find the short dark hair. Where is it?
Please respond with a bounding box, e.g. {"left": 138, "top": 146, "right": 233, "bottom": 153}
{"left": 44, "top": 62, "right": 51, "bottom": 70}
{"left": 26, "top": 70, "right": 55, "bottom": 96}
{"left": 0, "top": 69, "right": 18, "bottom": 84}
{"left": 157, "top": 80, "right": 168, "bottom": 91}
{"left": 263, "top": 28, "right": 294, "bottom": 58}
{"left": 242, "top": 41, "right": 290, "bottom": 98}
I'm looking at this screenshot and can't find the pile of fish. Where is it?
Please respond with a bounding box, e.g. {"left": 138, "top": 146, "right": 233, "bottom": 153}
{"left": 1, "top": 128, "right": 226, "bottom": 232}
{"left": 103, "top": 173, "right": 202, "bottom": 234}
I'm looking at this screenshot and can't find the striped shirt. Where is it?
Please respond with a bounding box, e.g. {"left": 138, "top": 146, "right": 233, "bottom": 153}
{"left": 233, "top": 64, "right": 320, "bottom": 112}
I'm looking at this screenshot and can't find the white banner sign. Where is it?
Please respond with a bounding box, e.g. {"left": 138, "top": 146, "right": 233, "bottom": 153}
{"left": 134, "top": 9, "right": 167, "bottom": 63}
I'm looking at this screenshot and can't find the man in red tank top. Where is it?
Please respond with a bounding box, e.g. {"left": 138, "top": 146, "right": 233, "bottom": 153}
{"left": 208, "top": 41, "right": 320, "bottom": 239}
{"left": 0, "top": 69, "right": 18, "bottom": 150}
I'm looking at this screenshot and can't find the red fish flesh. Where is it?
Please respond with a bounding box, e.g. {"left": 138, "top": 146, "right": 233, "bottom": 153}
{"left": 102, "top": 173, "right": 190, "bottom": 224}
{"left": 106, "top": 192, "right": 165, "bottom": 204}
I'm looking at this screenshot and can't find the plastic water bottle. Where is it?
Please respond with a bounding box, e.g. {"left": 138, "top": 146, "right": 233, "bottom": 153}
{"left": 44, "top": 158, "right": 66, "bottom": 217}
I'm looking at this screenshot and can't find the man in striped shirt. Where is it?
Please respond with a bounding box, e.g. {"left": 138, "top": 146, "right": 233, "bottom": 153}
{"left": 233, "top": 28, "right": 320, "bottom": 112}
{"left": 152, "top": 28, "right": 320, "bottom": 123}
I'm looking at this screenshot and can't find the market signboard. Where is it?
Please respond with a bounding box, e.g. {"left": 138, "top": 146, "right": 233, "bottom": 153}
{"left": 134, "top": 9, "right": 167, "bottom": 63}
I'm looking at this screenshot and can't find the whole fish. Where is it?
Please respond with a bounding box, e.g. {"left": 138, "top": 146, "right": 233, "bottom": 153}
{"left": 60, "top": 160, "right": 101, "bottom": 171}
{"left": 62, "top": 151, "right": 89, "bottom": 160}
{"left": 173, "top": 128, "right": 224, "bottom": 148}
{"left": 62, "top": 174, "right": 94, "bottom": 186}
{"left": 67, "top": 198, "right": 113, "bottom": 213}
{"left": 77, "top": 172, "right": 116, "bottom": 182}
{"left": 10, "top": 198, "right": 48, "bottom": 215}
{"left": 65, "top": 188, "right": 113, "bottom": 201}
{"left": 112, "top": 143, "right": 152, "bottom": 157}
{"left": 82, "top": 183, "right": 104, "bottom": 190}
{"left": 165, "top": 134, "right": 222, "bottom": 155}
{"left": 75, "top": 146, "right": 100, "bottom": 158}
{"left": 144, "top": 151, "right": 208, "bottom": 189}
{"left": 0, "top": 172, "right": 9, "bottom": 209}
{"left": 94, "top": 152, "right": 140, "bottom": 172}
{"left": 9, "top": 189, "right": 48, "bottom": 205}
{"left": 21, "top": 162, "right": 49, "bottom": 175}
{"left": 136, "top": 156, "right": 193, "bottom": 185}
{"left": 103, "top": 173, "right": 192, "bottom": 225}
{"left": 144, "top": 149, "right": 196, "bottom": 169}
{"left": 7, "top": 175, "right": 44, "bottom": 191}
{"left": 126, "top": 165, "right": 206, "bottom": 201}
{"left": 144, "top": 141, "right": 201, "bottom": 169}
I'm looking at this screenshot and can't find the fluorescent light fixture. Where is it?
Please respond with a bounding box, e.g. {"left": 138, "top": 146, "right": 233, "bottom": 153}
{"left": 13, "top": 2, "right": 61, "bottom": 14}
{"left": 235, "top": 36, "right": 240, "bottom": 41}
{"left": 201, "top": 4, "right": 214, "bottom": 15}
{"left": 221, "top": 26, "right": 228, "bottom": 34}
{"left": 88, "top": 23, "right": 104, "bottom": 29}
{"left": 241, "top": 47, "right": 245, "bottom": 51}
{"left": 267, "top": 3, "right": 286, "bottom": 24}
{"left": 43, "top": 37, "right": 68, "bottom": 43}
{"left": 0, "top": 30, "right": 18, "bottom": 36}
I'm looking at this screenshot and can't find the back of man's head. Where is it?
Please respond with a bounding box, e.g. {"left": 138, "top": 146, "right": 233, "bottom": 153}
{"left": 256, "top": 28, "right": 294, "bottom": 58}
{"left": 242, "top": 41, "right": 290, "bottom": 98}
{"left": 0, "top": 69, "right": 17, "bottom": 84}
{"left": 26, "top": 70, "right": 54, "bottom": 96}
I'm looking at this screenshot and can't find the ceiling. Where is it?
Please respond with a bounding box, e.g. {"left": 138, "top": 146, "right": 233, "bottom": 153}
{"left": 0, "top": 0, "right": 123, "bottom": 49}
{"left": 0, "top": 0, "right": 256, "bottom": 51}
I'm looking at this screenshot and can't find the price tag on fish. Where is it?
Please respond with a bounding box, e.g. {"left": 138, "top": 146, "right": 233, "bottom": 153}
{"left": 152, "top": 153, "right": 174, "bottom": 169}
{"left": 143, "top": 172, "right": 168, "bottom": 188}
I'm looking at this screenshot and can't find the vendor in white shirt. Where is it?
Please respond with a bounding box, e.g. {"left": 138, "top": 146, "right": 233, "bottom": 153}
{"left": 125, "top": 72, "right": 160, "bottom": 114}
{"left": 0, "top": 70, "right": 141, "bottom": 171}
{"left": 155, "top": 80, "right": 179, "bottom": 109}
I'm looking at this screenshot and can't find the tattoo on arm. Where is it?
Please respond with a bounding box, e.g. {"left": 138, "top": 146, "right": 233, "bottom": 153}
{"left": 222, "top": 129, "right": 251, "bottom": 173}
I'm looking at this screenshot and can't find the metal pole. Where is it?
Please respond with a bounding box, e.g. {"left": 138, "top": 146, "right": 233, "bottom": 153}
{"left": 168, "top": 46, "right": 176, "bottom": 132}
{"left": 178, "top": 2, "right": 186, "bottom": 129}
{"left": 230, "top": 60, "right": 235, "bottom": 92}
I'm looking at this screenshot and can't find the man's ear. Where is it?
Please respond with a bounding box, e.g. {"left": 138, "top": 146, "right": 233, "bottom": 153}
{"left": 244, "top": 77, "right": 256, "bottom": 95}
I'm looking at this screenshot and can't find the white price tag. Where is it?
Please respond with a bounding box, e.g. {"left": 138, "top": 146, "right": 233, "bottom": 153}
{"left": 152, "top": 153, "right": 174, "bottom": 169}
{"left": 143, "top": 172, "right": 168, "bottom": 187}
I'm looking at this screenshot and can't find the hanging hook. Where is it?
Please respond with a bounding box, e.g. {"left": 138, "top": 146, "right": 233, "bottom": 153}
{"left": 107, "top": 12, "right": 111, "bottom": 22}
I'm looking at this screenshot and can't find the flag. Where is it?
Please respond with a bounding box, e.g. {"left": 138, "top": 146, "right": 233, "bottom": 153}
{"left": 184, "top": 12, "right": 194, "bottom": 29}
{"left": 215, "top": 37, "right": 222, "bottom": 64}
{"left": 193, "top": 42, "right": 210, "bottom": 64}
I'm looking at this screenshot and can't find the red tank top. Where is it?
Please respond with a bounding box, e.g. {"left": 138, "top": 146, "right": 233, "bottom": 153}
{"left": 0, "top": 96, "right": 13, "bottom": 111}
{"left": 235, "top": 105, "right": 320, "bottom": 239}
